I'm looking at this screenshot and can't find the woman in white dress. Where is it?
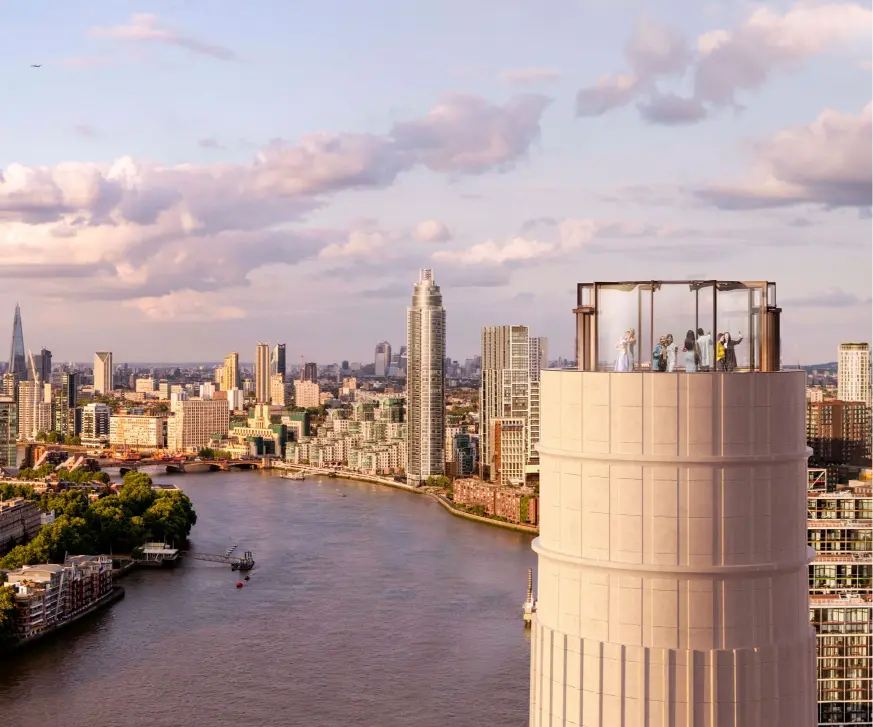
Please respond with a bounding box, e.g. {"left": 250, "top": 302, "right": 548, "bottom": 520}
{"left": 614, "top": 331, "right": 631, "bottom": 372}
{"left": 665, "top": 333, "right": 679, "bottom": 372}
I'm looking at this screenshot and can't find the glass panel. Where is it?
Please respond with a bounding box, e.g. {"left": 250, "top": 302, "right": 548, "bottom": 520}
{"left": 597, "top": 284, "right": 640, "bottom": 371}
{"left": 652, "top": 283, "right": 698, "bottom": 372}
{"left": 716, "top": 286, "right": 751, "bottom": 371}
{"left": 695, "top": 283, "right": 716, "bottom": 372}
{"left": 638, "top": 285, "right": 653, "bottom": 372}
{"left": 749, "top": 286, "right": 763, "bottom": 370}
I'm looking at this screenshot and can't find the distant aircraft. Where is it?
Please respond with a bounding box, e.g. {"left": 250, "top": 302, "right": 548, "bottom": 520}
{"left": 30, "top": 64, "right": 41, "bottom": 68}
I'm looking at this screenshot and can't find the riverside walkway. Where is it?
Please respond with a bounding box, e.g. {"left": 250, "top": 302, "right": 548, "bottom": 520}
{"left": 277, "top": 464, "right": 539, "bottom": 536}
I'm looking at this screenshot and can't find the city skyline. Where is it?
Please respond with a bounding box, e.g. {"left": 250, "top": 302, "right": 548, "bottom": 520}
{"left": 0, "top": 2, "right": 870, "bottom": 362}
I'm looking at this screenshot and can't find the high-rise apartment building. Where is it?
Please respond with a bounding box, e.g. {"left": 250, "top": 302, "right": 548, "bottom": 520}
{"left": 807, "top": 400, "right": 871, "bottom": 466}
{"left": 82, "top": 403, "right": 111, "bottom": 445}
{"left": 222, "top": 352, "right": 240, "bottom": 391}
{"left": 529, "top": 280, "right": 815, "bottom": 727}
{"left": 303, "top": 362, "right": 318, "bottom": 384}
{"left": 838, "top": 343, "right": 871, "bottom": 407}
{"left": 480, "top": 325, "right": 545, "bottom": 484}
{"left": 405, "top": 269, "right": 446, "bottom": 486}
{"left": 93, "top": 351, "right": 113, "bottom": 395}
{"left": 16, "top": 380, "right": 48, "bottom": 441}
{"left": 255, "top": 343, "right": 270, "bottom": 404}
{"left": 807, "top": 470, "right": 872, "bottom": 727}
{"left": 0, "top": 395, "right": 16, "bottom": 467}
{"left": 54, "top": 372, "right": 78, "bottom": 436}
{"left": 270, "top": 344, "right": 286, "bottom": 382}
{"left": 7, "top": 304, "right": 26, "bottom": 381}
{"left": 38, "top": 348, "right": 52, "bottom": 383}
{"left": 374, "top": 341, "right": 392, "bottom": 377}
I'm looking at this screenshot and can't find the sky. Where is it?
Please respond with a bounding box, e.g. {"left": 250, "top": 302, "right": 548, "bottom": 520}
{"left": 0, "top": 0, "right": 870, "bottom": 365}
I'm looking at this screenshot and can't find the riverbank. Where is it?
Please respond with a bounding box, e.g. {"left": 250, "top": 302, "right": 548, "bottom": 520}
{"left": 7, "top": 585, "right": 125, "bottom": 654}
{"left": 279, "top": 465, "right": 540, "bottom": 536}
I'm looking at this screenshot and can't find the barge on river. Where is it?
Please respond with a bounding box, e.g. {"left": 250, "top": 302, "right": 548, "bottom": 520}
{"left": 135, "top": 542, "right": 181, "bottom": 567}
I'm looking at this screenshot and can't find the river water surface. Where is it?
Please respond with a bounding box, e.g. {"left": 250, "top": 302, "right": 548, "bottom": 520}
{"left": 0, "top": 469, "right": 536, "bottom": 727}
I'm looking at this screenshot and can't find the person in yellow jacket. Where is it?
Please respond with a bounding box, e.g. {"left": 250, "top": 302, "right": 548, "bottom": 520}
{"left": 716, "top": 334, "right": 726, "bottom": 371}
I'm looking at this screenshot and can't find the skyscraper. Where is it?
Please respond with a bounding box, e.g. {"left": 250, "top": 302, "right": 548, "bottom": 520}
{"left": 7, "top": 304, "right": 26, "bottom": 381}
{"left": 529, "top": 280, "right": 815, "bottom": 727}
{"left": 255, "top": 343, "right": 270, "bottom": 404}
{"left": 271, "top": 344, "right": 287, "bottom": 382}
{"left": 55, "top": 372, "right": 78, "bottom": 436}
{"left": 39, "top": 348, "right": 52, "bottom": 383}
{"left": 303, "top": 362, "right": 318, "bottom": 384}
{"left": 837, "top": 342, "right": 871, "bottom": 406}
{"left": 0, "top": 395, "right": 16, "bottom": 467}
{"left": 93, "top": 352, "right": 113, "bottom": 395}
{"left": 480, "top": 326, "right": 544, "bottom": 485}
{"left": 374, "top": 341, "right": 392, "bottom": 377}
{"left": 405, "top": 269, "right": 446, "bottom": 486}
{"left": 222, "top": 352, "right": 240, "bottom": 391}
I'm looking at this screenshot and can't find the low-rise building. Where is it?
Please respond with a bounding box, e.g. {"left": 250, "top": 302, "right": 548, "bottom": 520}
{"left": 295, "top": 380, "right": 321, "bottom": 408}
{"left": 109, "top": 414, "right": 168, "bottom": 449}
{"left": 5, "top": 555, "right": 113, "bottom": 641}
{"left": 0, "top": 498, "right": 42, "bottom": 555}
{"left": 453, "top": 478, "right": 538, "bottom": 525}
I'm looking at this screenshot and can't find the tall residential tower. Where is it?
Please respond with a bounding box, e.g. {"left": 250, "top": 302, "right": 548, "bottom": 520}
{"left": 480, "top": 325, "right": 546, "bottom": 485}
{"left": 838, "top": 342, "right": 871, "bottom": 406}
{"left": 529, "top": 280, "right": 815, "bottom": 727}
{"left": 405, "top": 269, "right": 446, "bottom": 486}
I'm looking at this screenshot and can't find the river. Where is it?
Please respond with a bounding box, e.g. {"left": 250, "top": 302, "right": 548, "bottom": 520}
{"left": 0, "top": 469, "right": 536, "bottom": 727}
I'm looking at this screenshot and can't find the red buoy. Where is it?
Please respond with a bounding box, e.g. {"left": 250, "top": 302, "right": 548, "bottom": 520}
{"left": 236, "top": 582, "right": 244, "bottom": 588}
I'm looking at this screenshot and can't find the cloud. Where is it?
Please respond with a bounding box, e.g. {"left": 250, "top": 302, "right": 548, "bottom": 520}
{"left": 576, "top": 74, "right": 639, "bottom": 116}
{"left": 434, "top": 236, "right": 553, "bottom": 265}
{"left": 432, "top": 218, "right": 762, "bottom": 266}
{"left": 781, "top": 287, "right": 873, "bottom": 308}
{"left": 89, "top": 13, "right": 238, "bottom": 61}
{"left": 360, "top": 282, "right": 409, "bottom": 299}
{"left": 198, "top": 138, "right": 224, "bottom": 150}
{"left": 319, "top": 230, "right": 387, "bottom": 258}
{"left": 499, "top": 68, "right": 562, "bottom": 86}
{"left": 72, "top": 124, "right": 98, "bottom": 138}
{"left": 575, "top": 4, "right": 872, "bottom": 124}
{"left": 413, "top": 219, "right": 452, "bottom": 242}
{"left": 696, "top": 103, "right": 872, "bottom": 209}
{"left": 637, "top": 93, "right": 708, "bottom": 125}
{"left": 391, "top": 93, "right": 551, "bottom": 173}
{"left": 0, "top": 93, "right": 548, "bottom": 299}
{"left": 124, "top": 290, "right": 247, "bottom": 322}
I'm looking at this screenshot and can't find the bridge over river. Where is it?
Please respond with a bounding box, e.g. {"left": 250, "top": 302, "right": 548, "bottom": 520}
{"left": 104, "top": 458, "right": 270, "bottom": 474}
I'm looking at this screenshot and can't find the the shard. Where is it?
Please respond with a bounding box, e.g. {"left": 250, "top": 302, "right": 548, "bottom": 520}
{"left": 8, "top": 303, "right": 27, "bottom": 379}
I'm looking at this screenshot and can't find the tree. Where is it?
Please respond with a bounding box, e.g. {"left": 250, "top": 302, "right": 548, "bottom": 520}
{"left": 0, "top": 586, "right": 18, "bottom": 649}
{"left": 118, "top": 475, "right": 156, "bottom": 518}
{"left": 45, "top": 431, "right": 60, "bottom": 443}
{"left": 69, "top": 436, "right": 82, "bottom": 446}
{"left": 35, "top": 430, "right": 47, "bottom": 442}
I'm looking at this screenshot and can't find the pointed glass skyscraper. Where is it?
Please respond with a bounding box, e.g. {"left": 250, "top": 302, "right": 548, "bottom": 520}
{"left": 8, "top": 304, "right": 26, "bottom": 380}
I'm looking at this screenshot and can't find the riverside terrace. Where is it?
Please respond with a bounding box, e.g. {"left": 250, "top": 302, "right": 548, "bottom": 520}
{"left": 572, "top": 280, "right": 782, "bottom": 373}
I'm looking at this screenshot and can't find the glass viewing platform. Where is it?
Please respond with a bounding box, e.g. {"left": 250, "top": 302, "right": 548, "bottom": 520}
{"left": 574, "top": 280, "right": 782, "bottom": 373}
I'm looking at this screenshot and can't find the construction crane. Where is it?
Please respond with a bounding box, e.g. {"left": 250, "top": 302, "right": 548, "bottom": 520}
{"left": 27, "top": 349, "right": 40, "bottom": 384}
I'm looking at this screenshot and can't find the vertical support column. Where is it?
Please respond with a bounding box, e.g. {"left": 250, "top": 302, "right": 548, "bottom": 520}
{"left": 762, "top": 307, "right": 782, "bottom": 372}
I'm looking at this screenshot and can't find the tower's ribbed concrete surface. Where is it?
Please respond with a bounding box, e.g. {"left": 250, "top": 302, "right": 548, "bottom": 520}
{"left": 529, "top": 371, "right": 816, "bottom": 727}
